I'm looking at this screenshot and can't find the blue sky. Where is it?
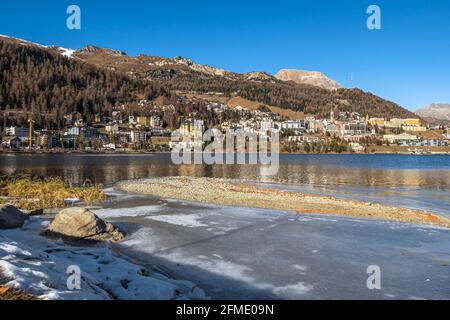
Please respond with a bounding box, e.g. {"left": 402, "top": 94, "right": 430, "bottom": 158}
{"left": 1, "top": 0, "right": 449, "bottom": 110}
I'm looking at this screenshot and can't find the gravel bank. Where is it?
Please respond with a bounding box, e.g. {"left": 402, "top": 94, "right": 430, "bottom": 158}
{"left": 117, "top": 177, "right": 450, "bottom": 228}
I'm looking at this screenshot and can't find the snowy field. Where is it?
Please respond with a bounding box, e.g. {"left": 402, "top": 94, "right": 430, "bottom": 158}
{"left": 0, "top": 217, "right": 206, "bottom": 300}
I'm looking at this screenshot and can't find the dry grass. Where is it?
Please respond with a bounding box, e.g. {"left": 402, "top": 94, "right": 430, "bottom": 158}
{"left": 0, "top": 267, "right": 36, "bottom": 300}
{"left": 0, "top": 285, "right": 36, "bottom": 300}
{"left": 0, "top": 176, "right": 105, "bottom": 210}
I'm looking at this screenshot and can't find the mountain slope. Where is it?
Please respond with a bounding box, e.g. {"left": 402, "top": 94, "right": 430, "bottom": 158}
{"left": 0, "top": 34, "right": 419, "bottom": 126}
{"left": 275, "top": 69, "right": 342, "bottom": 91}
{"left": 0, "top": 36, "right": 168, "bottom": 128}
{"left": 74, "top": 43, "right": 416, "bottom": 119}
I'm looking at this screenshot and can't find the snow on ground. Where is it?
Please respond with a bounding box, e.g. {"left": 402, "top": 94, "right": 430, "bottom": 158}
{"left": 58, "top": 47, "right": 75, "bottom": 58}
{"left": 146, "top": 214, "right": 208, "bottom": 228}
{"left": 93, "top": 205, "right": 166, "bottom": 218}
{"left": 0, "top": 34, "right": 47, "bottom": 48}
{"left": 0, "top": 34, "right": 77, "bottom": 60}
{"left": 0, "top": 217, "right": 207, "bottom": 300}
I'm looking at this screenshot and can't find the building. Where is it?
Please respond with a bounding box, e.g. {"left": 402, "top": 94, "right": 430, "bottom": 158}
{"left": 383, "top": 133, "right": 418, "bottom": 144}
{"left": 94, "top": 114, "right": 109, "bottom": 124}
{"left": 180, "top": 119, "right": 204, "bottom": 138}
{"left": 388, "top": 118, "right": 406, "bottom": 128}
{"left": 111, "top": 111, "right": 123, "bottom": 124}
{"left": 82, "top": 127, "right": 99, "bottom": 141}
{"left": 150, "top": 116, "right": 162, "bottom": 128}
{"left": 402, "top": 124, "right": 427, "bottom": 132}
{"left": 325, "top": 123, "right": 342, "bottom": 136}
{"left": 193, "top": 120, "right": 204, "bottom": 134}
{"left": 7, "top": 137, "right": 22, "bottom": 150}
{"left": 398, "top": 139, "right": 449, "bottom": 147}
{"left": 137, "top": 116, "right": 151, "bottom": 127}
{"left": 63, "top": 127, "right": 81, "bottom": 145}
{"left": 64, "top": 112, "right": 83, "bottom": 125}
{"left": 105, "top": 123, "right": 119, "bottom": 134}
{"left": 103, "top": 143, "right": 116, "bottom": 150}
{"left": 259, "top": 120, "right": 274, "bottom": 132}
{"left": 349, "top": 142, "right": 365, "bottom": 153}
{"left": 130, "top": 130, "right": 148, "bottom": 143}
{"left": 36, "top": 130, "right": 59, "bottom": 149}
{"left": 401, "top": 119, "right": 427, "bottom": 132}
{"left": 281, "top": 120, "right": 308, "bottom": 132}
{"left": 403, "top": 119, "right": 422, "bottom": 126}
{"left": 343, "top": 122, "right": 368, "bottom": 135}
{"left": 288, "top": 136, "right": 322, "bottom": 143}
{"left": 66, "top": 127, "right": 80, "bottom": 136}
{"left": 5, "top": 126, "right": 29, "bottom": 139}
{"left": 368, "top": 118, "right": 385, "bottom": 126}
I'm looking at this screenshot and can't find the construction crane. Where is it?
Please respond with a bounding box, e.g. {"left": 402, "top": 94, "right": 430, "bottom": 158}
{"left": 28, "top": 118, "right": 34, "bottom": 152}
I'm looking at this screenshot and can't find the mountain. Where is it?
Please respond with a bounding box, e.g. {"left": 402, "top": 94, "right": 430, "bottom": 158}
{"left": 72, "top": 42, "right": 417, "bottom": 118}
{"left": 0, "top": 34, "right": 420, "bottom": 129}
{"left": 275, "top": 69, "right": 342, "bottom": 91}
{"left": 0, "top": 35, "right": 169, "bottom": 129}
{"left": 416, "top": 104, "right": 450, "bottom": 125}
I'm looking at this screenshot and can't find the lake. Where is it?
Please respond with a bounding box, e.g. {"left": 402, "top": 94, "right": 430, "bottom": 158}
{"left": 0, "top": 153, "right": 449, "bottom": 216}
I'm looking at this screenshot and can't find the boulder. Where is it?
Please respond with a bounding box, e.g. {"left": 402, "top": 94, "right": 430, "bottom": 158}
{"left": 45, "top": 207, "right": 124, "bottom": 242}
{"left": 0, "top": 205, "right": 29, "bottom": 229}
{"left": 22, "top": 208, "right": 44, "bottom": 216}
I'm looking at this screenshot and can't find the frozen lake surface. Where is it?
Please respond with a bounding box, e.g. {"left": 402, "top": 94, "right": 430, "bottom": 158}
{"left": 97, "top": 191, "right": 450, "bottom": 300}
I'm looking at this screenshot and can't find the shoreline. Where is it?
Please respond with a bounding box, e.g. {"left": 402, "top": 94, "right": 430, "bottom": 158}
{"left": 1, "top": 150, "right": 450, "bottom": 156}
{"left": 117, "top": 177, "right": 450, "bottom": 229}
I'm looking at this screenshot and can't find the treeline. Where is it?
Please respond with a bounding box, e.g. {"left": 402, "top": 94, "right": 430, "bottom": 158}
{"left": 282, "top": 139, "right": 350, "bottom": 154}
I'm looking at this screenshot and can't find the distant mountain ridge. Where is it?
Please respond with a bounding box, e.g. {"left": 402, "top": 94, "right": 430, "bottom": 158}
{"left": 416, "top": 103, "right": 450, "bottom": 120}
{"left": 416, "top": 103, "right": 450, "bottom": 126}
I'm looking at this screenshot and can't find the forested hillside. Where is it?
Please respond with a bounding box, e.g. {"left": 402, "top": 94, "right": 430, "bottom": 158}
{"left": 0, "top": 39, "right": 169, "bottom": 128}
{"left": 0, "top": 35, "right": 419, "bottom": 131}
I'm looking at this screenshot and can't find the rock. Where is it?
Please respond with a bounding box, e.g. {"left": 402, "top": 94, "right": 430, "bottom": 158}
{"left": 0, "top": 205, "right": 29, "bottom": 229}
{"left": 45, "top": 207, "right": 124, "bottom": 243}
{"left": 275, "top": 69, "right": 342, "bottom": 90}
{"left": 22, "top": 208, "right": 44, "bottom": 216}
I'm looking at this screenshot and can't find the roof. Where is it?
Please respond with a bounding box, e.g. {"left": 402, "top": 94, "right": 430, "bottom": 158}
{"left": 415, "top": 130, "right": 446, "bottom": 140}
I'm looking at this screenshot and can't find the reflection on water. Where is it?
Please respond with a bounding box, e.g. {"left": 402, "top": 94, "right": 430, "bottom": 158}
{"left": 0, "top": 153, "right": 449, "bottom": 215}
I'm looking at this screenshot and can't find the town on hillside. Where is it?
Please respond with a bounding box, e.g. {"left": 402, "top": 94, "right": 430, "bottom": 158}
{"left": 1, "top": 100, "right": 449, "bottom": 154}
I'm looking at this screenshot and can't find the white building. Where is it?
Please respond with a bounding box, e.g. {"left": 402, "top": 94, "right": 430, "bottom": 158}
{"left": 150, "top": 116, "right": 162, "bottom": 128}
{"left": 193, "top": 120, "right": 204, "bottom": 133}
{"left": 343, "top": 122, "right": 368, "bottom": 135}
{"left": 106, "top": 123, "right": 119, "bottom": 134}
{"left": 383, "top": 133, "right": 418, "bottom": 144}
{"left": 281, "top": 120, "right": 308, "bottom": 131}
{"left": 130, "top": 130, "right": 148, "bottom": 143}
{"left": 103, "top": 143, "right": 116, "bottom": 150}
{"left": 5, "top": 126, "right": 29, "bottom": 139}
{"left": 259, "top": 120, "right": 274, "bottom": 132}
{"left": 65, "top": 127, "right": 80, "bottom": 136}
